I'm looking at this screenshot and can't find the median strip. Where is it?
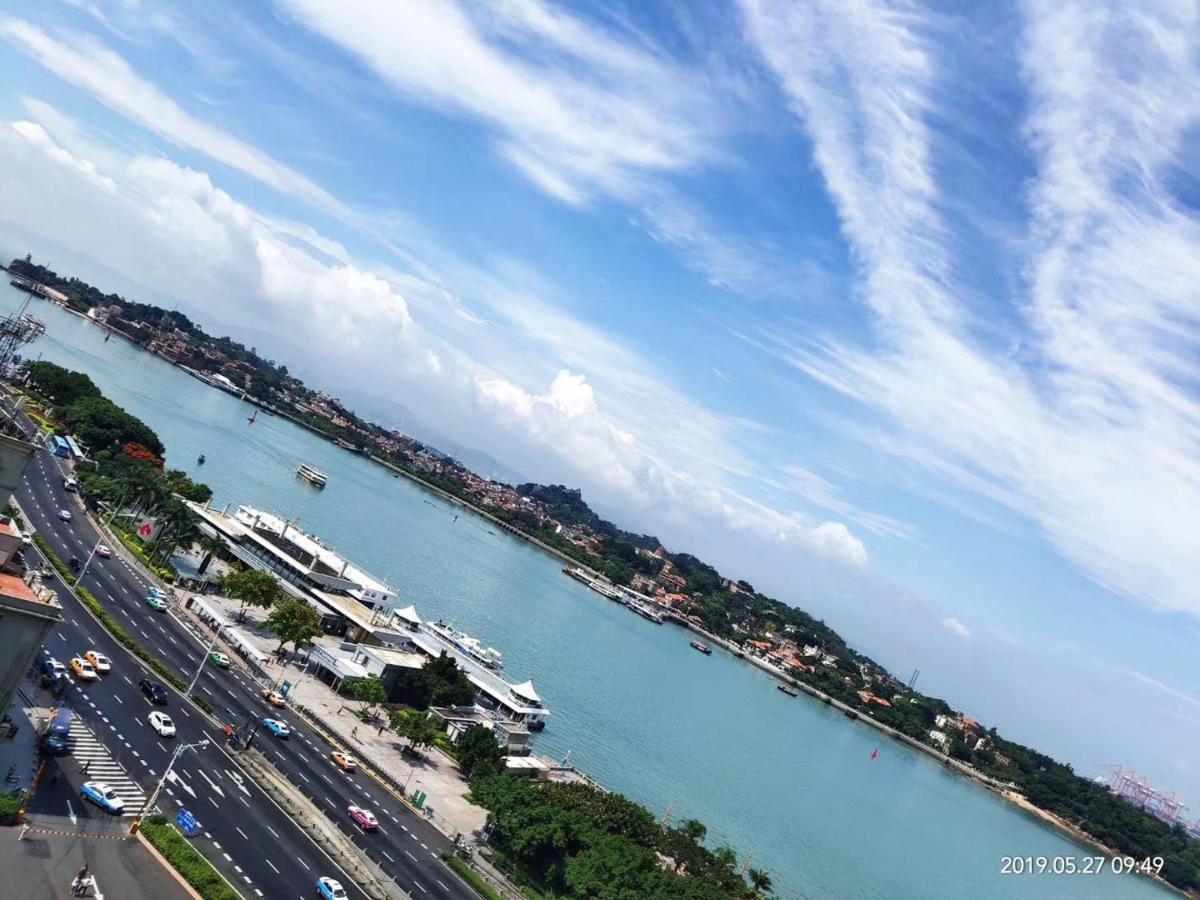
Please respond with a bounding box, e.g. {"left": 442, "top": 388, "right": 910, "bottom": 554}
{"left": 139, "top": 815, "right": 243, "bottom": 900}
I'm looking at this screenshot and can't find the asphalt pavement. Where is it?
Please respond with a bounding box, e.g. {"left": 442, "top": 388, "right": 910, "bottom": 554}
{"left": 8, "top": 396, "right": 476, "bottom": 900}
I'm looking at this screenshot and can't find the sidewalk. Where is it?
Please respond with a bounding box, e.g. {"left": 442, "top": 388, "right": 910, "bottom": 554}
{"left": 0, "top": 689, "right": 48, "bottom": 799}
{"left": 181, "top": 591, "right": 488, "bottom": 841}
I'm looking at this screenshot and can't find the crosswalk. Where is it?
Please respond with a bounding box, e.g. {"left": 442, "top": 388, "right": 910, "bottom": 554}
{"left": 67, "top": 716, "right": 148, "bottom": 816}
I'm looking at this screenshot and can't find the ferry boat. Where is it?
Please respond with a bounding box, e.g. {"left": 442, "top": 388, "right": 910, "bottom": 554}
{"left": 777, "top": 683, "right": 799, "bottom": 697}
{"left": 296, "top": 463, "right": 328, "bottom": 488}
{"left": 427, "top": 620, "right": 504, "bottom": 669}
{"left": 690, "top": 640, "right": 712, "bottom": 655}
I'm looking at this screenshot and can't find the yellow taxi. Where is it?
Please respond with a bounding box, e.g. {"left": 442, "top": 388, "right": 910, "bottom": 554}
{"left": 84, "top": 650, "right": 112, "bottom": 674}
{"left": 261, "top": 689, "right": 287, "bottom": 708}
{"left": 69, "top": 656, "right": 99, "bottom": 681}
{"left": 331, "top": 751, "right": 357, "bottom": 773}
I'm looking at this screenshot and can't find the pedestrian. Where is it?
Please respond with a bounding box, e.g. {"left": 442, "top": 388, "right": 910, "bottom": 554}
{"left": 377, "top": 723, "right": 384, "bottom": 736}
{"left": 351, "top": 727, "right": 358, "bottom": 739}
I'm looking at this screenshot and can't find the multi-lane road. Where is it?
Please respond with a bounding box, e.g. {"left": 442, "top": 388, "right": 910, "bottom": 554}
{"left": 11, "top": 404, "right": 476, "bottom": 900}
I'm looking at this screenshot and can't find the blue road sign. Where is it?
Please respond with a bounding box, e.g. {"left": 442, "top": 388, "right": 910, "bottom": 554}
{"left": 176, "top": 808, "right": 199, "bottom": 837}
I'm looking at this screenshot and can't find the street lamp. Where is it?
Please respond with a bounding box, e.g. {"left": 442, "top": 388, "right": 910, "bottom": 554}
{"left": 129, "top": 739, "right": 210, "bottom": 834}
{"left": 184, "top": 629, "right": 223, "bottom": 697}
{"left": 75, "top": 491, "right": 130, "bottom": 585}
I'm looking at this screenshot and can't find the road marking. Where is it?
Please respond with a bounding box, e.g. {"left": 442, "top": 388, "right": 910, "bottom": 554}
{"left": 157, "top": 742, "right": 167, "bottom": 753}
{"left": 296, "top": 858, "right": 310, "bottom": 870}
{"left": 437, "top": 880, "right": 449, "bottom": 891}
{"left": 210, "top": 797, "right": 220, "bottom": 809}
{"left": 405, "top": 850, "right": 417, "bottom": 862}
{"left": 113, "top": 695, "right": 123, "bottom": 704}
{"left": 297, "top": 772, "right": 310, "bottom": 783}
{"left": 223, "top": 853, "right": 232, "bottom": 862}
{"left": 265, "top": 860, "right": 280, "bottom": 875}
{"left": 413, "top": 881, "right": 426, "bottom": 893}
{"left": 400, "top": 825, "right": 408, "bottom": 832}
{"left": 238, "top": 795, "right": 250, "bottom": 808}
{"left": 382, "top": 851, "right": 395, "bottom": 862}
{"left": 236, "top": 827, "right": 249, "bottom": 840}
{"left": 57, "top": 633, "right": 66, "bottom": 642}
{"left": 234, "top": 865, "right": 243, "bottom": 873}
{"left": 420, "top": 842, "right": 428, "bottom": 850}
{"left": 266, "top": 825, "right": 279, "bottom": 838}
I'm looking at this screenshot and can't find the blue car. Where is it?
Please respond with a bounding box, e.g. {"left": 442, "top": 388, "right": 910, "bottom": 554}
{"left": 262, "top": 718, "right": 290, "bottom": 739}
{"left": 80, "top": 781, "right": 125, "bottom": 814}
{"left": 316, "top": 877, "right": 347, "bottom": 900}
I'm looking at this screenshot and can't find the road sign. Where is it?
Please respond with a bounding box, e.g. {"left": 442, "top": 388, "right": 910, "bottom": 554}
{"left": 176, "top": 808, "right": 199, "bottom": 837}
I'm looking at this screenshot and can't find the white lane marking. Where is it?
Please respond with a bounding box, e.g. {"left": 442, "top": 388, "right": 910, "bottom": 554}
{"left": 223, "top": 853, "right": 232, "bottom": 862}
{"left": 238, "top": 795, "right": 250, "bottom": 808}
{"left": 113, "top": 695, "right": 123, "bottom": 704}
{"left": 413, "top": 881, "right": 426, "bottom": 893}
{"left": 213, "top": 841, "right": 222, "bottom": 849}
{"left": 405, "top": 850, "right": 417, "bottom": 862}
{"left": 236, "top": 826, "right": 248, "bottom": 840}
{"left": 122, "top": 675, "right": 132, "bottom": 685}
{"left": 57, "top": 633, "right": 66, "bottom": 642}
{"left": 265, "top": 860, "right": 280, "bottom": 875}
{"left": 437, "top": 880, "right": 449, "bottom": 891}
{"left": 266, "top": 825, "right": 279, "bottom": 838}
{"left": 156, "top": 742, "right": 167, "bottom": 753}
{"left": 296, "top": 858, "right": 310, "bottom": 871}
{"left": 297, "top": 772, "right": 310, "bottom": 783}
{"left": 382, "top": 851, "right": 395, "bottom": 862}
{"left": 209, "top": 797, "right": 220, "bottom": 808}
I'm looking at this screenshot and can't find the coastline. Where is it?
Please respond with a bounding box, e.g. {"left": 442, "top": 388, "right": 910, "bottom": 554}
{"left": 20, "top": 288, "right": 1189, "bottom": 895}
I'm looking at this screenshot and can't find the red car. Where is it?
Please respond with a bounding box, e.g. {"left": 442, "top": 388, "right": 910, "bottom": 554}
{"left": 347, "top": 805, "right": 378, "bottom": 832}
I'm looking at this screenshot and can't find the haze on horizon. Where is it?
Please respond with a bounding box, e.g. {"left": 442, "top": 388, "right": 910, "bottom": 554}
{"left": 0, "top": 0, "right": 1196, "bottom": 805}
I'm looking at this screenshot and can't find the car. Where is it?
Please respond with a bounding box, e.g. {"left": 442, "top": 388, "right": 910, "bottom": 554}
{"left": 20, "top": 533, "right": 32, "bottom": 547}
{"left": 331, "top": 751, "right": 357, "bottom": 773}
{"left": 261, "top": 718, "right": 290, "bottom": 739}
{"left": 63, "top": 477, "right": 78, "bottom": 492}
{"left": 80, "top": 781, "right": 125, "bottom": 814}
{"left": 38, "top": 564, "right": 54, "bottom": 581}
{"left": 39, "top": 658, "right": 67, "bottom": 678}
{"left": 57, "top": 509, "right": 72, "bottom": 522}
{"left": 139, "top": 678, "right": 169, "bottom": 705}
{"left": 315, "top": 877, "right": 347, "bottom": 900}
{"left": 83, "top": 651, "right": 111, "bottom": 673}
{"left": 261, "top": 689, "right": 287, "bottom": 708}
{"left": 94, "top": 544, "right": 112, "bottom": 559}
{"left": 209, "top": 651, "right": 231, "bottom": 669}
{"left": 145, "top": 594, "right": 167, "bottom": 612}
{"left": 69, "top": 656, "right": 98, "bottom": 681}
{"left": 347, "top": 804, "right": 378, "bottom": 831}
{"left": 148, "top": 711, "right": 176, "bottom": 737}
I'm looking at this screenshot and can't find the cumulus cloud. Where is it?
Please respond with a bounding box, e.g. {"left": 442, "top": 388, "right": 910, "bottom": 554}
{"left": 741, "top": 0, "right": 1200, "bottom": 618}
{"left": 942, "top": 617, "right": 971, "bottom": 640}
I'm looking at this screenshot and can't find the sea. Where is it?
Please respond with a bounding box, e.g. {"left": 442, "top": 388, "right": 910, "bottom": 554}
{"left": 3, "top": 284, "right": 1174, "bottom": 899}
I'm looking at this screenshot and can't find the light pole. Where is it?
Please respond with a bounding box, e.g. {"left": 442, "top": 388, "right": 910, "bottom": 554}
{"left": 185, "top": 629, "right": 223, "bottom": 697}
{"left": 129, "top": 738, "right": 209, "bottom": 834}
{"left": 75, "top": 491, "right": 129, "bottom": 585}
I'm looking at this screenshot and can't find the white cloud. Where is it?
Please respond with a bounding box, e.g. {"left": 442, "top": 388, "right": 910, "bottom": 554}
{"left": 741, "top": 0, "right": 1200, "bottom": 618}
{"left": 942, "top": 617, "right": 971, "bottom": 640}
{"left": 0, "top": 18, "right": 347, "bottom": 216}
{"left": 546, "top": 370, "right": 595, "bottom": 420}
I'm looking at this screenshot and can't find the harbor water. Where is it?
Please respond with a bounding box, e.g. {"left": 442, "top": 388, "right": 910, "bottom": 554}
{"left": 5, "top": 286, "right": 1174, "bottom": 899}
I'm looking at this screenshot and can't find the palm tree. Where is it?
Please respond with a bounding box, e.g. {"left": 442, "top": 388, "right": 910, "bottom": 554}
{"left": 195, "top": 533, "right": 225, "bottom": 576}
{"left": 748, "top": 868, "right": 773, "bottom": 896}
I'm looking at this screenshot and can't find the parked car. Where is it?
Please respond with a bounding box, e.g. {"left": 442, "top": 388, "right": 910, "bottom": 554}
{"left": 80, "top": 781, "right": 124, "bottom": 814}
{"left": 145, "top": 594, "right": 167, "bottom": 612}
{"left": 41, "top": 705, "right": 73, "bottom": 755}
{"left": 63, "top": 477, "right": 78, "bottom": 492}
{"left": 315, "top": 877, "right": 347, "bottom": 900}
{"left": 139, "top": 679, "right": 169, "bottom": 705}
{"left": 261, "top": 718, "right": 290, "bottom": 739}
{"left": 69, "top": 656, "right": 99, "bottom": 682}
{"left": 57, "top": 509, "right": 72, "bottom": 522}
{"left": 210, "top": 651, "right": 231, "bottom": 669}
{"left": 83, "top": 650, "right": 111, "bottom": 673}
{"left": 94, "top": 544, "right": 112, "bottom": 559}
{"left": 261, "top": 689, "right": 287, "bottom": 708}
{"left": 347, "top": 805, "right": 378, "bottom": 831}
{"left": 148, "top": 711, "right": 176, "bottom": 737}
{"left": 331, "top": 751, "right": 357, "bottom": 773}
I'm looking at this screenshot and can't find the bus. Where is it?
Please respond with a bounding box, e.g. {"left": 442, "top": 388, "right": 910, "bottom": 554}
{"left": 47, "top": 435, "right": 71, "bottom": 459}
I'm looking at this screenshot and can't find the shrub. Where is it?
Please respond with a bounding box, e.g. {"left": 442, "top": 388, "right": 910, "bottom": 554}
{"left": 444, "top": 855, "right": 504, "bottom": 900}
{"left": 140, "top": 818, "right": 240, "bottom": 900}
{"left": 0, "top": 790, "right": 24, "bottom": 818}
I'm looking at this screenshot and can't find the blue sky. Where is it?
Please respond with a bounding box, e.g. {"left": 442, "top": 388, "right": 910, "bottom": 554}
{"left": 0, "top": 0, "right": 1198, "bottom": 805}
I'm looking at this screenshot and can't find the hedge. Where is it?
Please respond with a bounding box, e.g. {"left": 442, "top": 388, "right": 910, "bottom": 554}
{"left": 34, "top": 536, "right": 214, "bottom": 717}
{"left": 444, "top": 855, "right": 504, "bottom": 900}
{"left": 115, "top": 529, "right": 176, "bottom": 583}
{"left": 0, "top": 790, "right": 23, "bottom": 817}
{"left": 140, "top": 816, "right": 241, "bottom": 900}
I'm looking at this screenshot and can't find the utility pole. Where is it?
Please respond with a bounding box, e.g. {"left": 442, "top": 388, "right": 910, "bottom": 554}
{"left": 129, "top": 739, "right": 209, "bottom": 834}
{"left": 75, "top": 491, "right": 130, "bottom": 585}
{"left": 185, "top": 630, "right": 222, "bottom": 696}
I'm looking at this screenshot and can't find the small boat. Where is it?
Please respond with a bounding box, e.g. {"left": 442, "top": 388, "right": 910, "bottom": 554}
{"left": 247, "top": 408, "right": 258, "bottom": 425}
{"left": 690, "top": 640, "right": 712, "bottom": 655}
{"left": 296, "top": 463, "right": 328, "bottom": 488}
{"left": 777, "top": 683, "right": 799, "bottom": 697}
{"left": 197, "top": 454, "right": 206, "bottom": 465}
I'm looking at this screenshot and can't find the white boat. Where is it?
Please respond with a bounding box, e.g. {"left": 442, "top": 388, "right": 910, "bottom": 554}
{"left": 428, "top": 620, "right": 504, "bottom": 669}
{"left": 296, "top": 463, "right": 328, "bottom": 488}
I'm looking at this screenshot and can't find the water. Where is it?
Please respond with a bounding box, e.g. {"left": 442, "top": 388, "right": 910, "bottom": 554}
{"left": 7, "top": 286, "right": 1173, "bottom": 899}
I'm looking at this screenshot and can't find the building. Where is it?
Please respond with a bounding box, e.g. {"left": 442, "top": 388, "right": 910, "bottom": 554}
{"left": 429, "top": 706, "right": 533, "bottom": 756}
{"left": 189, "top": 502, "right": 396, "bottom": 639}
{"left": 0, "top": 571, "right": 62, "bottom": 712}
{"left": 351, "top": 643, "right": 426, "bottom": 699}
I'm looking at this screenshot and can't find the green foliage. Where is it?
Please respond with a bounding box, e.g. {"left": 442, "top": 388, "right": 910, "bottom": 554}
{"left": 264, "top": 596, "right": 321, "bottom": 653}
{"left": 140, "top": 818, "right": 241, "bottom": 900}
{"left": 390, "top": 650, "right": 475, "bottom": 710}
{"left": 0, "top": 789, "right": 23, "bottom": 817}
{"left": 60, "top": 394, "right": 164, "bottom": 456}
{"left": 24, "top": 361, "right": 100, "bottom": 406}
{"left": 443, "top": 855, "right": 504, "bottom": 900}
{"left": 221, "top": 568, "right": 282, "bottom": 612}
{"left": 454, "top": 724, "right": 506, "bottom": 780}
{"left": 468, "top": 775, "right": 752, "bottom": 899}
{"left": 391, "top": 709, "right": 440, "bottom": 752}
{"left": 346, "top": 675, "right": 388, "bottom": 718}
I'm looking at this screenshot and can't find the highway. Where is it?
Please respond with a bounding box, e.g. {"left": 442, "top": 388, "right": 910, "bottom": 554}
{"left": 10, "top": 403, "right": 476, "bottom": 900}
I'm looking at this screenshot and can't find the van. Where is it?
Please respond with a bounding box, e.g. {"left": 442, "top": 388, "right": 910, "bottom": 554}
{"left": 41, "top": 706, "right": 72, "bottom": 756}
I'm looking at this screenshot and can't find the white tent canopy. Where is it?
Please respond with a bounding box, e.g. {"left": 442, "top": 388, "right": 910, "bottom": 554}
{"left": 511, "top": 680, "right": 542, "bottom": 705}
{"left": 224, "top": 628, "right": 269, "bottom": 663}
{"left": 393, "top": 604, "right": 421, "bottom": 626}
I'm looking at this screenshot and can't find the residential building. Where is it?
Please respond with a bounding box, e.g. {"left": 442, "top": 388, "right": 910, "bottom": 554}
{"left": 0, "top": 572, "right": 62, "bottom": 712}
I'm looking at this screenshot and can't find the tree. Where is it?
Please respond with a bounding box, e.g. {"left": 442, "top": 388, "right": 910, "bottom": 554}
{"left": 222, "top": 568, "right": 282, "bottom": 616}
{"left": 60, "top": 395, "right": 164, "bottom": 455}
{"left": 455, "top": 724, "right": 506, "bottom": 780}
{"left": 24, "top": 361, "right": 100, "bottom": 406}
{"left": 196, "top": 533, "right": 225, "bottom": 576}
{"left": 347, "top": 676, "right": 387, "bottom": 720}
{"left": 391, "top": 710, "right": 439, "bottom": 753}
{"left": 748, "top": 868, "right": 773, "bottom": 896}
{"left": 264, "top": 596, "right": 321, "bottom": 653}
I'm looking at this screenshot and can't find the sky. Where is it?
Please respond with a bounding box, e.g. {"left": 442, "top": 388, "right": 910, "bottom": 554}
{"left": 0, "top": 0, "right": 1197, "bottom": 805}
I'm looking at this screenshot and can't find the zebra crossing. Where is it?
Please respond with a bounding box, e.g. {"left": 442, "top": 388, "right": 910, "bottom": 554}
{"left": 67, "top": 716, "right": 148, "bottom": 816}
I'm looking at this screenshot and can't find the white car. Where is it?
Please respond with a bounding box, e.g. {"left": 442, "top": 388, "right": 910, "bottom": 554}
{"left": 94, "top": 544, "right": 112, "bottom": 559}
{"left": 69, "top": 656, "right": 99, "bottom": 681}
{"left": 84, "top": 651, "right": 111, "bottom": 673}
{"left": 148, "top": 711, "right": 176, "bottom": 737}
{"left": 58, "top": 509, "right": 72, "bottom": 522}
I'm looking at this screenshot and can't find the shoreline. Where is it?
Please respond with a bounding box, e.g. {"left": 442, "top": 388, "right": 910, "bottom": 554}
{"left": 14, "top": 285, "right": 1188, "bottom": 895}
